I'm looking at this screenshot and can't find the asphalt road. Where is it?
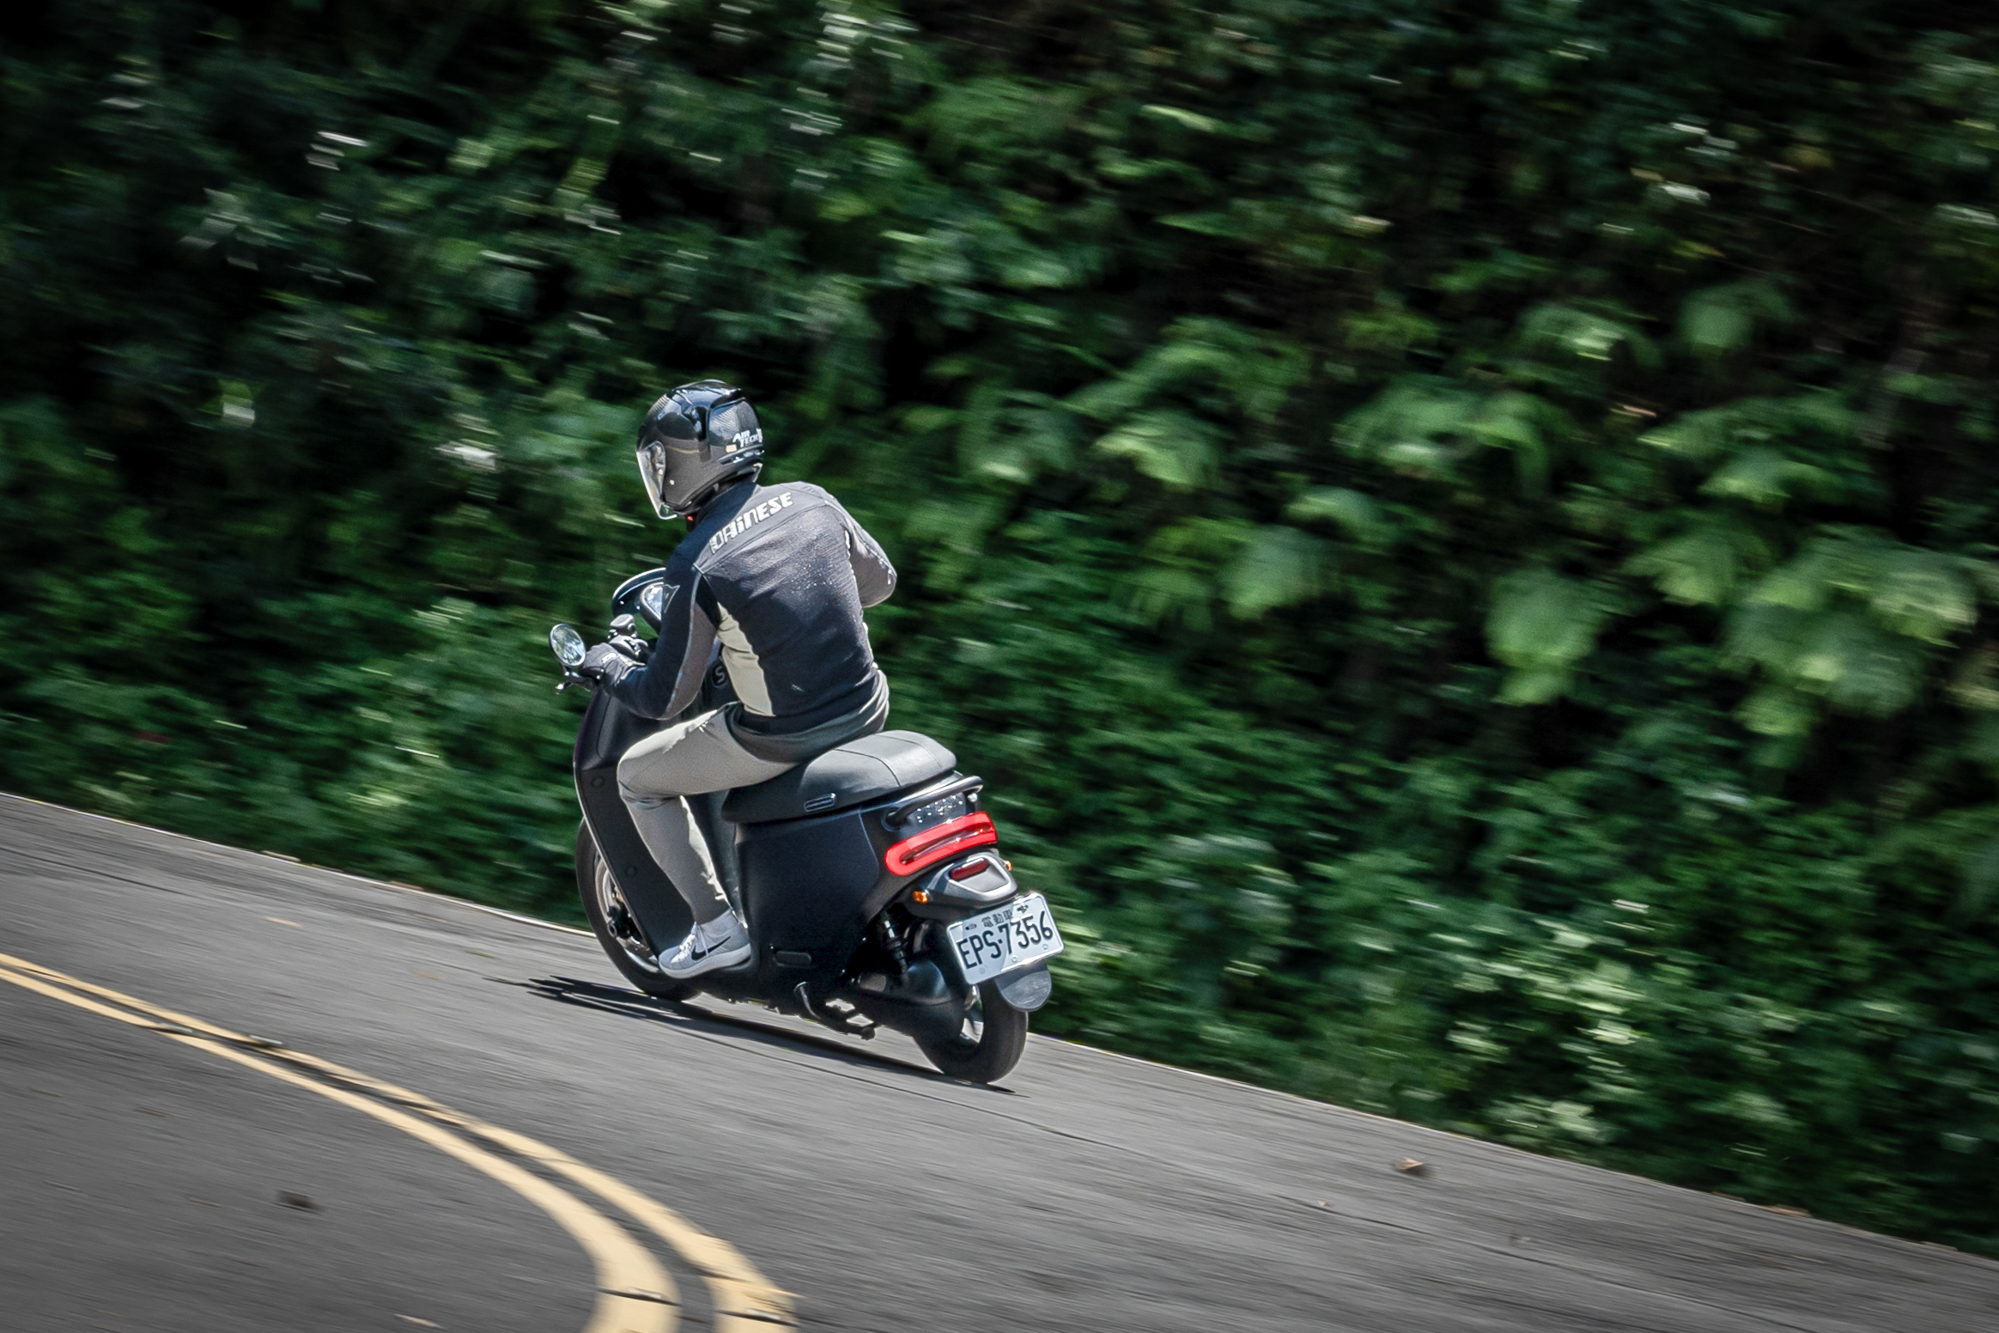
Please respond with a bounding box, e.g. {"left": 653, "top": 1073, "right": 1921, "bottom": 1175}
{"left": 2, "top": 793, "right": 1995, "bottom": 1333}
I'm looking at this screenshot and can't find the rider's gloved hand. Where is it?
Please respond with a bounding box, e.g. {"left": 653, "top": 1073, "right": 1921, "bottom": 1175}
{"left": 578, "top": 641, "right": 639, "bottom": 680}
{"left": 607, "top": 632, "right": 649, "bottom": 662}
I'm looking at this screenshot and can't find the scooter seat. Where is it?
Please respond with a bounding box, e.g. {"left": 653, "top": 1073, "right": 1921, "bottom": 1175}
{"left": 722, "top": 730, "right": 956, "bottom": 825}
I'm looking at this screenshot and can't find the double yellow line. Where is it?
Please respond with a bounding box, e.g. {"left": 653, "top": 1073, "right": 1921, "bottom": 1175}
{"left": 0, "top": 950, "right": 793, "bottom": 1333}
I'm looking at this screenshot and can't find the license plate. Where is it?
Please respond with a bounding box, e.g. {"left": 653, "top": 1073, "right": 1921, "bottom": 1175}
{"left": 945, "top": 893, "right": 1063, "bottom": 986}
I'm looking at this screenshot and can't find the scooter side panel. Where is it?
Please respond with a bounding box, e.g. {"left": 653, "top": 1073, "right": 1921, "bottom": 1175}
{"left": 738, "top": 812, "right": 881, "bottom": 991}
{"left": 574, "top": 690, "right": 694, "bottom": 953}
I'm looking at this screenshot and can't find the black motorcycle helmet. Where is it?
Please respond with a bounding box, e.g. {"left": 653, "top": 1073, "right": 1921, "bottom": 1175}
{"left": 634, "top": 380, "right": 764, "bottom": 519}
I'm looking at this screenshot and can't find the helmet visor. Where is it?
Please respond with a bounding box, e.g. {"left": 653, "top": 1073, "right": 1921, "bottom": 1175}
{"left": 636, "top": 442, "right": 674, "bottom": 518}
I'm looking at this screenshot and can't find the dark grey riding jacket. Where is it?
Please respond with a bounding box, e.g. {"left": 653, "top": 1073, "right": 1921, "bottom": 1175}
{"left": 594, "top": 479, "right": 896, "bottom": 761}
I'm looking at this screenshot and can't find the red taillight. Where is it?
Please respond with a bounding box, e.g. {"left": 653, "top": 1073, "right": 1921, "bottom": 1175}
{"left": 884, "top": 812, "right": 997, "bottom": 877}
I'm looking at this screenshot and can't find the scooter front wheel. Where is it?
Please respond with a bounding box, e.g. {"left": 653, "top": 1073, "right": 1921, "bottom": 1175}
{"left": 917, "top": 981, "right": 1027, "bottom": 1083}
{"left": 576, "top": 822, "right": 695, "bottom": 1001}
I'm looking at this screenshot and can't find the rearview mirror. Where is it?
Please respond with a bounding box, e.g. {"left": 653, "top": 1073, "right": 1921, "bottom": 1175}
{"left": 548, "top": 623, "right": 587, "bottom": 670}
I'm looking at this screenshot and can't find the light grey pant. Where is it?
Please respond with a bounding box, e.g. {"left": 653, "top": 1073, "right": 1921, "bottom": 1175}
{"left": 617, "top": 709, "right": 794, "bottom": 924}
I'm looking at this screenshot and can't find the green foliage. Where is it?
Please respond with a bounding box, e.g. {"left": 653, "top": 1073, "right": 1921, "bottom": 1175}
{"left": 7, "top": 0, "right": 1999, "bottom": 1254}
{"left": 1485, "top": 569, "right": 1615, "bottom": 705}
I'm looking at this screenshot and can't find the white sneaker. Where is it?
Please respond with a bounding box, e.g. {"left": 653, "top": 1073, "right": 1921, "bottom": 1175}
{"left": 657, "top": 912, "right": 752, "bottom": 979}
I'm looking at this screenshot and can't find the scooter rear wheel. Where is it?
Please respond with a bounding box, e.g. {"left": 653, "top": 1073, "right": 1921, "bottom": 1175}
{"left": 576, "top": 822, "right": 694, "bottom": 1001}
{"left": 917, "top": 981, "right": 1027, "bottom": 1083}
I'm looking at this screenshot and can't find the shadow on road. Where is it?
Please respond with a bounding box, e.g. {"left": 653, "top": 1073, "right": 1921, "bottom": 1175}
{"left": 503, "top": 975, "right": 1017, "bottom": 1094}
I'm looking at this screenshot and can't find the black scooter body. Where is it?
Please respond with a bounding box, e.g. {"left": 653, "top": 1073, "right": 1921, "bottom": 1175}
{"left": 562, "top": 566, "right": 1052, "bottom": 1062}
{"left": 573, "top": 682, "right": 707, "bottom": 957}
{"left": 572, "top": 671, "right": 1004, "bottom": 1047}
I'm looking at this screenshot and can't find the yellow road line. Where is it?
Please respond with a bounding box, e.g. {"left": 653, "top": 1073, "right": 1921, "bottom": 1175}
{"left": 0, "top": 966, "right": 676, "bottom": 1333}
{"left": 0, "top": 955, "right": 736, "bottom": 1333}
{"left": 463, "top": 1120, "right": 792, "bottom": 1332}
{"left": 0, "top": 949, "right": 793, "bottom": 1328}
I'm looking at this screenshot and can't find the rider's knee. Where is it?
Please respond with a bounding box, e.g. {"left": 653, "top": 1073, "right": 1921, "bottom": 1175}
{"left": 616, "top": 754, "right": 677, "bottom": 807}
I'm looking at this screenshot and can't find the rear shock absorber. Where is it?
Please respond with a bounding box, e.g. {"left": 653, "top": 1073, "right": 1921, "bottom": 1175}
{"left": 876, "top": 915, "right": 911, "bottom": 978}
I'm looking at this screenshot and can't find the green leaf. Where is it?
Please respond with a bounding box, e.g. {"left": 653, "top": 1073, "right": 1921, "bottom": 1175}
{"left": 1742, "top": 532, "right": 1982, "bottom": 647}
{"left": 1069, "top": 319, "right": 1305, "bottom": 426}
{"left": 1640, "top": 413, "right": 1731, "bottom": 460}
{"left": 1683, "top": 299, "right": 1751, "bottom": 356}
{"left": 1643, "top": 393, "right": 1859, "bottom": 463}
{"left": 1727, "top": 602, "right": 1927, "bottom": 717}
{"left": 1486, "top": 569, "right": 1612, "bottom": 703}
{"left": 1285, "top": 486, "right": 1391, "bottom": 545}
{"left": 1158, "top": 212, "right": 1244, "bottom": 237}
{"left": 1222, "top": 526, "right": 1329, "bottom": 618}
{"left": 1871, "top": 548, "right": 1980, "bottom": 643}
{"left": 1627, "top": 523, "right": 1768, "bottom": 605}
{"left": 1738, "top": 684, "right": 1817, "bottom": 736}
{"left": 1517, "top": 303, "right": 1662, "bottom": 369}
{"left": 1341, "top": 379, "right": 1568, "bottom": 492}
{"left": 1139, "top": 104, "right": 1229, "bottom": 134}
{"left": 1679, "top": 279, "right": 1794, "bottom": 358}
{"left": 1093, "top": 410, "right": 1218, "bottom": 489}
{"left": 1700, "top": 447, "right": 1838, "bottom": 507}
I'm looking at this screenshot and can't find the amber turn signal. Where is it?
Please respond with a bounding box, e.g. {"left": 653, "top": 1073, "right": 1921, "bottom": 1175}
{"left": 911, "top": 888, "right": 931, "bottom": 903}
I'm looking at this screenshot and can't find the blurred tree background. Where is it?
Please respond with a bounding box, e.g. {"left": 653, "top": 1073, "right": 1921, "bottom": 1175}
{"left": 7, "top": 0, "right": 1999, "bottom": 1251}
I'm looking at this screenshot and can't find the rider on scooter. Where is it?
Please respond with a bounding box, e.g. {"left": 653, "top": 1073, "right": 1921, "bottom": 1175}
{"left": 575, "top": 380, "right": 897, "bottom": 978}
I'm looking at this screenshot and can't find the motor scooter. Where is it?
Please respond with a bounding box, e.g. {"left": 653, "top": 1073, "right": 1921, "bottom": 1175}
{"left": 549, "top": 568, "right": 1060, "bottom": 1082}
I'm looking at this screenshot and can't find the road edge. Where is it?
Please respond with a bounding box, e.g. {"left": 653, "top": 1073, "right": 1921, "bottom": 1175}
{"left": 0, "top": 789, "right": 592, "bottom": 938}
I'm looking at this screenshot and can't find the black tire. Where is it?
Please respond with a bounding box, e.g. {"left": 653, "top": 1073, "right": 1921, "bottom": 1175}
{"left": 575, "top": 821, "right": 694, "bottom": 1000}
{"left": 916, "top": 981, "right": 1028, "bottom": 1083}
